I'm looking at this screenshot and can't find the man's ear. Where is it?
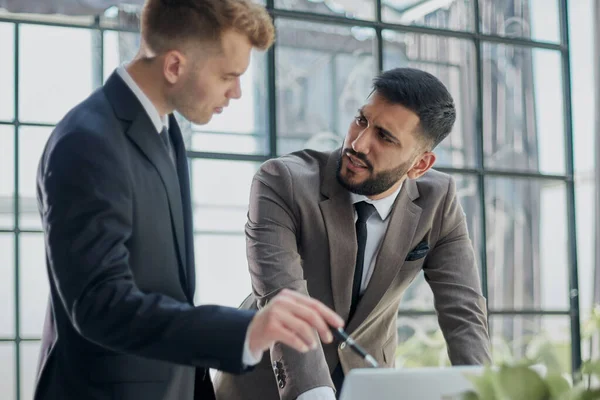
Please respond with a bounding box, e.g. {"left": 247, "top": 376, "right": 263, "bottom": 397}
{"left": 163, "top": 50, "right": 187, "bottom": 85}
{"left": 406, "top": 151, "right": 436, "bottom": 179}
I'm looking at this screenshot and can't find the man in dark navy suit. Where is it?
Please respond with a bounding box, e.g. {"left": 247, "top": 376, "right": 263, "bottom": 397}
{"left": 33, "top": 1, "right": 343, "bottom": 399}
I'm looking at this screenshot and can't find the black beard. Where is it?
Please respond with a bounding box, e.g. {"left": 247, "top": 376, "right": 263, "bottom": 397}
{"left": 336, "top": 148, "right": 410, "bottom": 196}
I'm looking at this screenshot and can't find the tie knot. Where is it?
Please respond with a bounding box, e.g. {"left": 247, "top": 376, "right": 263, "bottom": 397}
{"left": 355, "top": 201, "right": 376, "bottom": 223}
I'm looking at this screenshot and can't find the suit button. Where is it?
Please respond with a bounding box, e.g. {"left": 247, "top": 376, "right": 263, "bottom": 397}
{"left": 278, "top": 379, "right": 286, "bottom": 389}
{"left": 339, "top": 342, "right": 346, "bottom": 350}
{"left": 273, "top": 361, "right": 283, "bottom": 369}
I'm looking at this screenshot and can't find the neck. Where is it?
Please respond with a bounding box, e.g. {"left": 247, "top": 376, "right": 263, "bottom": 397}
{"left": 126, "top": 57, "right": 172, "bottom": 117}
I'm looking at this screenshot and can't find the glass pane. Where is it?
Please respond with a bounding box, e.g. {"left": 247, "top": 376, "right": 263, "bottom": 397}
{"left": 19, "top": 234, "right": 49, "bottom": 338}
{"left": 480, "top": 0, "right": 560, "bottom": 43}
{"left": 0, "top": 23, "right": 15, "bottom": 121}
{"left": 383, "top": 32, "right": 477, "bottom": 168}
{"left": 482, "top": 44, "right": 564, "bottom": 175}
{"left": 190, "top": 51, "right": 269, "bottom": 155}
{"left": 400, "top": 174, "right": 481, "bottom": 311}
{"left": 19, "top": 25, "right": 93, "bottom": 124}
{"left": 0, "top": 343, "right": 15, "bottom": 400}
{"left": 275, "top": 19, "right": 377, "bottom": 155}
{"left": 194, "top": 234, "right": 251, "bottom": 308}
{"left": 382, "top": 0, "right": 474, "bottom": 32}
{"left": 0, "top": 8, "right": 94, "bottom": 25}
{"left": 0, "top": 125, "right": 15, "bottom": 229}
{"left": 18, "top": 126, "right": 51, "bottom": 230}
{"left": 490, "top": 315, "right": 571, "bottom": 373}
{"left": 190, "top": 159, "right": 260, "bottom": 232}
{"left": 275, "top": 0, "right": 375, "bottom": 20}
{"left": 394, "top": 316, "right": 450, "bottom": 367}
{"left": 20, "top": 341, "right": 41, "bottom": 400}
{"left": 0, "top": 234, "right": 15, "bottom": 337}
{"left": 103, "top": 30, "right": 140, "bottom": 82}
{"left": 100, "top": 6, "right": 142, "bottom": 30}
{"left": 486, "top": 178, "right": 569, "bottom": 311}
{"left": 569, "top": 0, "right": 597, "bottom": 354}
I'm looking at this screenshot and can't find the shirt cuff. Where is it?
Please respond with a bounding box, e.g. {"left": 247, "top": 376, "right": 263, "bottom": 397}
{"left": 296, "top": 386, "right": 336, "bottom": 400}
{"left": 242, "top": 328, "right": 263, "bottom": 366}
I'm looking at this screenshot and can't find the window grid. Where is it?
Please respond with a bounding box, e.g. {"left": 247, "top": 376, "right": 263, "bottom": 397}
{"left": 0, "top": 1, "right": 581, "bottom": 398}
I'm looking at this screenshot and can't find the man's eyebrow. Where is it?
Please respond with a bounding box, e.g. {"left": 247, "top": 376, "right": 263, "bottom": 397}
{"left": 361, "top": 109, "right": 401, "bottom": 144}
{"left": 378, "top": 126, "right": 400, "bottom": 144}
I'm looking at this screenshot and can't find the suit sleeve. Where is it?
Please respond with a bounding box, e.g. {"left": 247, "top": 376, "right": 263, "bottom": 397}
{"left": 423, "top": 175, "right": 492, "bottom": 365}
{"left": 245, "top": 159, "right": 334, "bottom": 400}
{"left": 38, "top": 131, "right": 254, "bottom": 374}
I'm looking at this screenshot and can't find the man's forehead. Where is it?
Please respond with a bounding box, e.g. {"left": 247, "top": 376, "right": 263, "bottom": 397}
{"left": 361, "top": 98, "right": 412, "bottom": 119}
{"left": 361, "top": 97, "right": 421, "bottom": 138}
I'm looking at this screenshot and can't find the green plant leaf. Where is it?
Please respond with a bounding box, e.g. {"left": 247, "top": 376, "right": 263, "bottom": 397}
{"left": 581, "top": 360, "right": 600, "bottom": 379}
{"left": 467, "top": 367, "right": 499, "bottom": 400}
{"left": 496, "top": 365, "right": 550, "bottom": 400}
{"left": 544, "top": 374, "right": 572, "bottom": 398}
{"left": 524, "top": 334, "right": 572, "bottom": 375}
{"left": 459, "top": 390, "right": 480, "bottom": 400}
{"left": 572, "top": 389, "right": 600, "bottom": 400}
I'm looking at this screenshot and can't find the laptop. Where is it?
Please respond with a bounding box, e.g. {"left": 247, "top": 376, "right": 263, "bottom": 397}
{"left": 338, "top": 365, "right": 547, "bottom": 400}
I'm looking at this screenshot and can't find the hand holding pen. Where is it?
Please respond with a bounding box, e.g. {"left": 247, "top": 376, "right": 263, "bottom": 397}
{"left": 331, "top": 326, "right": 379, "bottom": 368}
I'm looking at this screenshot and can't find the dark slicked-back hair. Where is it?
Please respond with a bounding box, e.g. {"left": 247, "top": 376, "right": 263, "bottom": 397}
{"left": 373, "top": 67, "right": 456, "bottom": 149}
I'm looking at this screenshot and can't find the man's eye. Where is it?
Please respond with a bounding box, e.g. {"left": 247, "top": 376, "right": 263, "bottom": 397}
{"left": 378, "top": 130, "right": 393, "bottom": 142}
{"left": 355, "top": 116, "right": 368, "bottom": 126}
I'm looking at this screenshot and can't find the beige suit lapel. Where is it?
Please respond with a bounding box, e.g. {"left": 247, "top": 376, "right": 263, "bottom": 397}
{"left": 346, "top": 178, "right": 422, "bottom": 334}
{"left": 320, "top": 152, "right": 356, "bottom": 323}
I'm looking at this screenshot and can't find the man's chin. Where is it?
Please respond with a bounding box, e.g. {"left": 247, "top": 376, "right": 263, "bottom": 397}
{"left": 189, "top": 114, "right": 212, "bottom": 126}
{"left": 338, "top": 171, "right": 366, "bottom": 189}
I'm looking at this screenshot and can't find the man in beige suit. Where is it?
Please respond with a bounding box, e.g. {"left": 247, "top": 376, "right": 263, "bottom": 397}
{"left": 215, "top": 68, "right": 491, "bottom": 400}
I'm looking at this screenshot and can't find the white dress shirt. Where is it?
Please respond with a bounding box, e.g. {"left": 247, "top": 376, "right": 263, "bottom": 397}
{"left": 115, "top": 66, "right": 262, "bottom": 367}
{"left": 298, "top": 184, "right": 403, "bottom": 400}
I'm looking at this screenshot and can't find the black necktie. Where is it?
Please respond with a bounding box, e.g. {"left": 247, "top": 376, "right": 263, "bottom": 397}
{"left": 349, "top": 201, "right": 376, "bottom": 320}
{"left": 159, "top": 126, "right": 175, "bottom": 165}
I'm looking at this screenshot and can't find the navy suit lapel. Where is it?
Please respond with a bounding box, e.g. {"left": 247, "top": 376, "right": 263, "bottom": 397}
{"left": 169, "top": 115, "right": 196, "bottom": 299}
{"left": 103, "top": 72, "right": 193, "bottom": 303}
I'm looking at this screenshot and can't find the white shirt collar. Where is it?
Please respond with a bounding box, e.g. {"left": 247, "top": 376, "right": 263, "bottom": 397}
{"left": 116, "top": 65, "right": 169, "bottom": 134}
{"left": 349, "top": 182, "right": 403, "bottom": 221}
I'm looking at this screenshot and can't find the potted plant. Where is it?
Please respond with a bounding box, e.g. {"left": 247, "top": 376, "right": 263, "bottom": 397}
{"left": 460, "top": 306, "right": 600, "bottom": 400}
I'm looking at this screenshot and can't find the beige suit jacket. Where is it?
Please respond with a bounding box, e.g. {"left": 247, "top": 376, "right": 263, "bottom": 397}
{"left": 214, "top": 149, "right": 491, "bottom": 400}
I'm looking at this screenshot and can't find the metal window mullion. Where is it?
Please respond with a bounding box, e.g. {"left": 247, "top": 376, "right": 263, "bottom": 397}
{"left": 0, "top": 10, "right": 567, "bottom": 51}
{"left": 558, "top": 0, "right": 583, "bottom": 378}
{"left": 266, "top": 8, "right": 565, "bottom": 51}
{"left": 267, "top": 5, "right": 277, "bottom": 159}
{"left": 473, "top": 0, "right": 489, "bottom": 309}
{"left": 13, "top": 21, "right": 21, "bottom": 400}
{"left": 184, "top": 151, "right": 269, "bottom": 163}
{"left": 396, "top": 309, "right": 572, "bottom": 317}
{"left": 376, "top": 0, "right": 383, "bottom": 72}
{"left": 91, "top": 16, "right": 103, "bottom": 88}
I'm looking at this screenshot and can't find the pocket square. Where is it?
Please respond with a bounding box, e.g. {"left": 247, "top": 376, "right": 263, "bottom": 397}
{"left": 405, "top": 241, "right": 430, "bottom": 261}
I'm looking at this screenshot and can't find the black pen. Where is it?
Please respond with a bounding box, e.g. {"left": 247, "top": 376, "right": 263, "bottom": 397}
{"left": 330, "top": 326, "right": 379, "bottom": 368}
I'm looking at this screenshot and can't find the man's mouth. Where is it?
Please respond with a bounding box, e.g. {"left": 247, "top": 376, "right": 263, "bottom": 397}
{"left": 346, "top": 153, "right": 369, "bottom": 170}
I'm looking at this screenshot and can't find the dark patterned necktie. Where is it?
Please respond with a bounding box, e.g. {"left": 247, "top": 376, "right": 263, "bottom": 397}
{"left": 349, "top": 201, "right": 376, "bottom": 320}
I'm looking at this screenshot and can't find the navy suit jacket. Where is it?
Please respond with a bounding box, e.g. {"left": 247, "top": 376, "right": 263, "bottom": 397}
{"left": 33, "top": 72, "right": 255, "bottom": 400}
